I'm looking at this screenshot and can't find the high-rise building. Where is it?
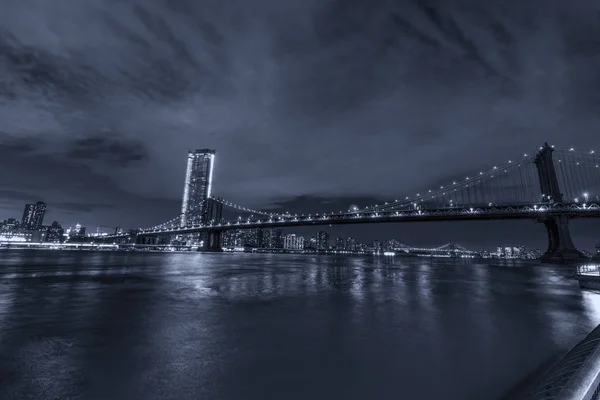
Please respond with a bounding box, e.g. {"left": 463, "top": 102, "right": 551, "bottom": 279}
{"left": 222, "top": 229, "right": 245, "bottom": 248}
{"left": 316, "top": 231, "right": 329, "bottom": 250}
{"left": 21, "top": 201, "right": 46, "bottom": 229}
{"left": 345, "top": 237, "right": 357, "bottom": 252}
{"left": 180, "top": 149, "right": 216, "bottom": 226}
{"left": 244, "top": 228, "right": 264, "bottom": 248}
{"left": 22, "top": 204, "right": 35, "bottom": 227}
{"left": 45, "top": 221, "right": 64, "bottom": 243}
{"left": 263, "top": 229, "right": 282, "bottom": 249}
{"left": 0, "top": 218, "right": 19, "bottom": 232}
{"left": 305, "top": 237, "right": 317, "bottom": 250}
{"left": 283, "top": 234, "right": 304, "bottom": 250}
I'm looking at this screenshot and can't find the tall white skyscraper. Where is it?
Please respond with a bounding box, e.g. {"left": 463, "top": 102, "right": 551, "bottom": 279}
{"left": 180, "top": 149, "right": 216, "bottom": 226}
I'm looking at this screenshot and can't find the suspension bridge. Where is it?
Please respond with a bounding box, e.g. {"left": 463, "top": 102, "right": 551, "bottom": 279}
{"left": 103, "top": 143, "right": 600, "bottom": 263}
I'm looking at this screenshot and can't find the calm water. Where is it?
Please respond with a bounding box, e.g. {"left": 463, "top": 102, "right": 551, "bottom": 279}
{"left": 0, "top": 250, "right": 599, "bottom": 400}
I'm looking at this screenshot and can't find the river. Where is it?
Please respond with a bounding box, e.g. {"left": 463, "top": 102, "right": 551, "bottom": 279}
{"left": 0, "top": 250, "right": 598, "bottom": 400}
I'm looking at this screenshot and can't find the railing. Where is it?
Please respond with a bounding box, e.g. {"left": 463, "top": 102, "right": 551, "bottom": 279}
{"left": 578, "top": 265, "right": 600, "bottom": 276}
{"left": 524, "top": 323, "right": 600, "bottom": 400}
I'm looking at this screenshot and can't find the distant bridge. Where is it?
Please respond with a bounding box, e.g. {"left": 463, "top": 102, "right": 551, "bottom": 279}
{"left": 102, "top": 144, "right": 600, "bottom": 263}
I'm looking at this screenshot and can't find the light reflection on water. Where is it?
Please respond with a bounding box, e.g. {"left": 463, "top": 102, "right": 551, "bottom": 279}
{"left": 0, "top": 250, "right": 599, "bottom": 400}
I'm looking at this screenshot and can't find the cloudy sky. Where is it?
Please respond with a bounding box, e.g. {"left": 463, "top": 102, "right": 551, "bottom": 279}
{"left": 1, "top": 0, "right": 599, "bottom": 249}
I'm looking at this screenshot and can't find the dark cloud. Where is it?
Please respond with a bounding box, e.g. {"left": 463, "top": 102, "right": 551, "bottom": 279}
{"left": 50, "top": 201, "right": 116, "bottom": 213}
{"left": 0, "top": 133, "right": 39, "bottom": 156}
{"left": 0, "top": 190, "right": 41, "bottom": 203}
{"left": 0, "top": 0, "right": 599, "bottom": 248}
{"left": 66, "top": 132, "right": 147, "bottom": 167}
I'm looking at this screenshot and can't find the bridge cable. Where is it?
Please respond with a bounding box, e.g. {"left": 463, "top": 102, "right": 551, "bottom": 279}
{"left": 507, "top": 166, "right": 514, "bottom": 204}
{"left": 593, "top": 152, "right": 600, "bottom": 201}
{"left": 582, "top": 153, "right": 594, "bottom": 199}
{"left": 528, "top": 161, "right": 537, "bottom": 203}
{"left": 557, "top": 153, "right": 568, "bottom": 201}
{"left": 560, "top": 151, "right": 568, "bottom": 201}
{"left": 520, "top": 163, "right": 529, "bottom": 203}
{"left": 564, "top": 151, "right": 573, "bottom": 201}
{"left": 586, "top": 155, "right": 596, "bottom": 198}
{"left": 572, "top": 153, "right": 583, "bottom": 201}
{"left": 571, "top": 152, "right": 580, "bottom": 201}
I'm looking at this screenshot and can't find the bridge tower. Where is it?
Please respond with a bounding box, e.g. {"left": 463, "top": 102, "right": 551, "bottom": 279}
{"left": 534, "top": 143, "right": 586, "bottom": 263}
{"left": 202, "top": 197, "right": 223, "bottom": 252}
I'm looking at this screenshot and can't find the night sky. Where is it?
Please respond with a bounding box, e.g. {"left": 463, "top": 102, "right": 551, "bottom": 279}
{"left": 1, "top": 0, "right": 599, "bottom": 250}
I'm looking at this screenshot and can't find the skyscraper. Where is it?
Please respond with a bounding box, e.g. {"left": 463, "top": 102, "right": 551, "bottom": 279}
{"left": 181, "top": 149, "right": 216, "bottom": 226}
{"left": 22, "top": 201, "right": 46, "bottom": 230}
{"left": 263, "top": 229, "right": 282, "bottom": 249}
{"left": 283, "top": 234, "right": 304, "bottom": 250}
{"left": 21, "top": 204, "right": 34, "bottom": 227}
{"left": 316, "top": 231, "right": 329, "bottom": 250}
{"left": 45, "top": 221, "right": 64, "bottom": 243}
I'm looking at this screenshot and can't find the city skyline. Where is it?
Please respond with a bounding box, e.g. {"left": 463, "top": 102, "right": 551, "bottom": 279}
{"left": 0, "top": 203, "right": 552, "bottom": 256}
{"left": 2, "top": 1, "right": 600, "bottom": 249}
{"left": 1, "top": 144, "right": 600, "bottom": 251}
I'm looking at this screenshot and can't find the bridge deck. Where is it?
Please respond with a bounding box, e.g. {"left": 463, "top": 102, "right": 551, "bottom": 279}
{"left": 133, "top": 203, "right": 600, "bottom": 236}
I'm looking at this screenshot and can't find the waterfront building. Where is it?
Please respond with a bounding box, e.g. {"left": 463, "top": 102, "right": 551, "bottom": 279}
{"left": 263, "top": 229, "right": 282, "bottom": 249}
{"left": 370, "top": 240, "right": 383, "bottom": 253}
{"left": 305, "top": 237, "right": 317, "bottom": 250}
{"left": 283, "top": 234, "right": 304, "bottom": 250}
{"left": 180, "top": 149, "right": 216, "bottom": 226}
{"left": 0, "top": 218, "right": 20, "bottom": 232}
{"left": 0, "top": 231, "right": 33, "bottom": 242}
{"left": 244, "top": 228, "right": 264, "bottom": 248}
{"left": 45, "top": 221, "right": 65, "bottom": 243}
{"left": 384, "top": 239, "right": 405, "bottom": 251}
{"left": 221, "top": 229, "right": 244, "bottom": 248}
{"left": 345, "top": 237, "right": 357, "bottom": 252}
{"left": 316, "top": 231, "right": 329, "bottom": 250}
{"left": 495, "top": 245, "right": 537, "bottom": 259}
{"left": 67, "top": 223, "right": 86, "bottom": 239}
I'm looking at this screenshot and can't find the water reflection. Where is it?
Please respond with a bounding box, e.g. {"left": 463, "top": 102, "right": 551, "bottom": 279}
{"left": 0, "top": 250, "right": 599, "bottom": 400}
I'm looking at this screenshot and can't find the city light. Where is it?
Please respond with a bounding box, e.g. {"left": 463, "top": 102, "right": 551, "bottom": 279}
{"left": 5, "top": 144, "right": 599, "bottom": 254}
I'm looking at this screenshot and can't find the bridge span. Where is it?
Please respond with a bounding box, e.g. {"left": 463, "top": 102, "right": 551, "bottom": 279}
{"left": 100, "top": 143, "right": 600, "bottom": 263}
{"left": 137, "top": 203, "right": 600, "bottom": 234}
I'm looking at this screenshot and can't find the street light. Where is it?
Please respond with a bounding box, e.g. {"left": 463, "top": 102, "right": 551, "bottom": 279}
{"left": 584, "top": 192, "right": 589, "bottom": 203}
